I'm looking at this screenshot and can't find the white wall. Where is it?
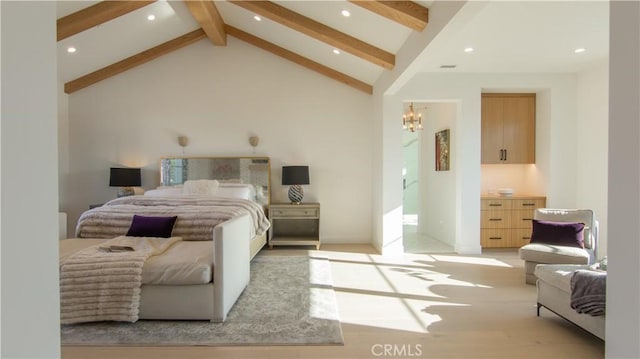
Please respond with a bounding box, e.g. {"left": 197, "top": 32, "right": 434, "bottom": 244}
{"left": 62, "top": 37, "right": 372, "bottom": 244}
{"left": 372, "top": 0, "right": 473, "bottom": 254}
{"left": 481, "top": 164, "right": 545, "bottom": 195}
{"left": 419, "top": 102, "right": 457, "bottom": 246}
{"left": 576, "top": 60, "right": 609, "bottom": 258}
{"left": 1, "top": 1, "right": 61, "bottom": 357}
{"left": 607, "top": 2, "right": 640, "bottom": 356}
{"left": 395, "top": 73, "right": 579, "bottom": 254}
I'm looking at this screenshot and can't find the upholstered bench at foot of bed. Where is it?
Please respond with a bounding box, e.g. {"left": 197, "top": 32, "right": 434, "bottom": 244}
{"left": 519, "top": 243, "right": 592, "bottom": 285}
{"left": 534, "top": 264, "right": 605, "bottom": 340}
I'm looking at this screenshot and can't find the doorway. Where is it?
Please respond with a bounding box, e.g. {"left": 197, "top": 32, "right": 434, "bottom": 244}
{"left": 402, "top": 102, "right": 455, "bottom": 253}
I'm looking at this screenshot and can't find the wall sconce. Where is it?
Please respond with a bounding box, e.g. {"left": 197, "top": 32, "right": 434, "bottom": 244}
{"left": 249, "top": 136, "right": 259, "bottom": 154}
{"left": 402, "top": 103, "right": 423, "bottom": 132}
{"left": 178, "top": 136, "right": 188, "bottom": 154}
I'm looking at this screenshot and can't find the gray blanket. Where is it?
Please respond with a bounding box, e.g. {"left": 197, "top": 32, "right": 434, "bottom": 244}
{"left": 75, "top": 195, "right": 270, "bottom": 241}
{"left": 570, "top": 269, "right": 606, "bottom": 316}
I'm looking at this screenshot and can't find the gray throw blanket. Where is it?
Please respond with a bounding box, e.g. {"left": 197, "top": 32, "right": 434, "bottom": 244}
{"left": 570, "top": 269, "right": 606, "bottom": 316}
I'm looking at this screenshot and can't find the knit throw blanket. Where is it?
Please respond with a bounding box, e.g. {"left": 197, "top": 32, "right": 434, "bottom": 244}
{"left": 76, "top": 195, "right": 270, "bottom": 241}
{"left": 60, "top": 236, "right": 181, "bottom": 324}
{"left": 570, "top": 269, "right": 606, "bottom": 316}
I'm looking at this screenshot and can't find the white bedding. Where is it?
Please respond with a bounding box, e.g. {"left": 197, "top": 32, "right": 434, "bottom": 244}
{"left": 144, "top": 183, "right": 256, "bottom": 201}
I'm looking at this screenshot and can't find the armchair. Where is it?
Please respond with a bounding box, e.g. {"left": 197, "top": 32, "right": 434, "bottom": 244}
{"left": 519, "top": 209, "right": 598, "bottom": 285}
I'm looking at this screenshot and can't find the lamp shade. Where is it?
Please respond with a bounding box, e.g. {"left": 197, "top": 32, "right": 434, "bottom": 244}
{"left": 282, "top": 166, "right": 309, "bottom": 185}
{"left": 109, "top": 167, "right": 141, "bottom": 187}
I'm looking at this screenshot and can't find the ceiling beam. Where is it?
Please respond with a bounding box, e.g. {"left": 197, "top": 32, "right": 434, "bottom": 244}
{"left": 350, "top": 1, "right": 428, "bottom": 31}
{"left": 65, "top": 29, "right": 206, "bottom": 94}
{"left": 229, "top": 1, "right": 394, "bottom": 70}
{"left": 57, "top": 1, "right": 156, "bottom": 41}
{"left": 226, "top": 25, "right": 372, "bottom": 94}
{"left": 183, "top": 0, "right": 227, "bottom": 46}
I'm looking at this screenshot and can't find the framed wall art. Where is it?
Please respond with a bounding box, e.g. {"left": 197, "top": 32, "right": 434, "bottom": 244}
{"left": 435, "top": 129, "right": 450, "bottom": 171}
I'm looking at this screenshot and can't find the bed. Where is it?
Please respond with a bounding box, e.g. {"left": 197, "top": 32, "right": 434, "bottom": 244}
{"left": 59, "top": 156, "right": 272, "bottom": 323}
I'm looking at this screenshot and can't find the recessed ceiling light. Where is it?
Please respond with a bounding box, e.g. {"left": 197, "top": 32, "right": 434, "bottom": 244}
{"left": 333, "top": 49, "right": 341, "bottom": 55}
{"left": 254, "top": 15, "right": 262, "bottom": 21}
{"left": 67, "top": 47, "right": 76, "bottom": 53}
{"left": 341, "top": 9, "right": 350, "bottom": 17}
{"left": 147, "top": 14, "right": 155, "bottom": 21}
{"left": 574, "top": 48, "right": 586, "bottom": 53}
{"left": 464, "top": 47, "right": 474, "bottom": 53}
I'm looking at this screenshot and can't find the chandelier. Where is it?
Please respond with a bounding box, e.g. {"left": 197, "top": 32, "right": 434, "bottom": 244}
{"left": 402, "top": 103, "right": 423, "bottom": 132}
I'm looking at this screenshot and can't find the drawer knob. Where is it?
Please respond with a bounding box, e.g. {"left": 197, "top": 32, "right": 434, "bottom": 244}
{"left": 522, "top": 203, "right": 535, "bottom": 206}
{"left": 489, "top": 203, "right": 502, "bottom": 207}
{"left": 489, "top": 237, "right": 502, "bottom": 240}
{"left": 489, "top": 218, "right": 502, "bottom": 221}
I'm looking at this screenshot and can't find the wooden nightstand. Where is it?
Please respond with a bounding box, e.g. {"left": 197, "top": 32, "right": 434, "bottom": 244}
{"left": 268, "top": 202, "right": 320, "bottom": 249}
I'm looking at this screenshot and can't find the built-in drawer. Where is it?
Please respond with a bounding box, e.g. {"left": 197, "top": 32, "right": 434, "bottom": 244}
{"left": 512, "top": 199, "right": 545, "bottom": 210}
{"left": 512, "top": 228, "right": 533, "bottom": 248}
{"left": 511, "top": 209, "right": 536, "bottom": 229}
{"left": 270, "top": 207, "right": 319, "bottom": 218}
{"left": 480, "top": 229, "right": 510, "bottom": 248}
{"left": 481, "top": 210, "right": 511, "bottom": 229}
{"left": 481, "top": 199, "right": 512, "bottom": 210}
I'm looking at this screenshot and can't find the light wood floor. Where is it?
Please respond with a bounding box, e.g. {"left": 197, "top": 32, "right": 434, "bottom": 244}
{"left": 62, "top": 245, "right": 604, "bottom": 359}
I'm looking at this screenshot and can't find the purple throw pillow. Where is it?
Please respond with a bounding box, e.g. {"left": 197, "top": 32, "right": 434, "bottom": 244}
{"left": 530, "top": 219, "right": 585, "bottom": 248}
{"left": 126, "top": 215, "right": 177, "bottom": 238}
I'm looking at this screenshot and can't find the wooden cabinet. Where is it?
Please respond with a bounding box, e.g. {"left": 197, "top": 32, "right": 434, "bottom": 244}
{"left": 268, "top": 203, "right": 320, "bottom": 249}
{"left": 481, "top": 93, "right": 536, "bottom": 164}
{"left": 480, "top": 196, "right": 546, "bottom": 248}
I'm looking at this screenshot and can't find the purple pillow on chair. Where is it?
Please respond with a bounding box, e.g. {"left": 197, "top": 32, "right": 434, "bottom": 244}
{"left": 530, "top": 219, "right": 585, "bottom": 248}
{"left": 126, "top": 215, "right": 177, "bottom": 238}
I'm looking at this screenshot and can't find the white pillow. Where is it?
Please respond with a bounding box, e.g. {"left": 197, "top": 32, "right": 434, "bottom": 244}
{"left": 216, "top": 186, "right": 253, "bottom": 200}
{"left": 183, "top": 180, "right": 219, "bottom": 195}
{"left": 144, "top": 187, "right": 183, "bottom": 197}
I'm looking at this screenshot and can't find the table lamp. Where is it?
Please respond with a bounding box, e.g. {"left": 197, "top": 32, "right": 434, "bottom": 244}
{"left": 282, "top": 166, "right": 309, "bottom": 204}
{"left": 109, "top": 167, "right": 141, "bottom": 197}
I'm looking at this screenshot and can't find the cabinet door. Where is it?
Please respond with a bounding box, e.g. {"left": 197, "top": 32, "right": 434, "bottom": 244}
{"left": 481, "top": 95, "right": 504, "bottom": 164}
{"left": 502, "top": 95, "right": 535, "bottom": 163}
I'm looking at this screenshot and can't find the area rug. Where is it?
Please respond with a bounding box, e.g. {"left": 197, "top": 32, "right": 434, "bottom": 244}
{"left": 61, "top": 255, "right": 343, "bottom": 346}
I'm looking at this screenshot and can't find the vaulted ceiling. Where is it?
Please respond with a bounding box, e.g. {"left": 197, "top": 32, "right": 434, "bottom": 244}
{"left": 57, "top": 1, "right": 431, "bottom": 95}
{"left": 57, "top": 1, "right": 609, "bottom": 96}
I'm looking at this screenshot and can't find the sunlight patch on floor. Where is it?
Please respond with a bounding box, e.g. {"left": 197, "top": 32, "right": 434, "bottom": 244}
{"left": 336, "top": 291, "right": 459, "bottom": 333}
{"left": 431, "top": 254, "right": 513, "bottom": 268}
{"left": 320, "top": 250, "right": 498, "bottom": 333}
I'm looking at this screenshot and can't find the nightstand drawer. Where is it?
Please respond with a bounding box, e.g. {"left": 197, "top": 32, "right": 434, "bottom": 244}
{"left": 270, "top": 207, "right": 319, "bottom": 218}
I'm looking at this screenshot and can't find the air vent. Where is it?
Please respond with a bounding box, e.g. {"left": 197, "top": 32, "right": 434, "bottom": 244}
{"left": 440, "top": 65, "right": 457, "bottom": 69}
